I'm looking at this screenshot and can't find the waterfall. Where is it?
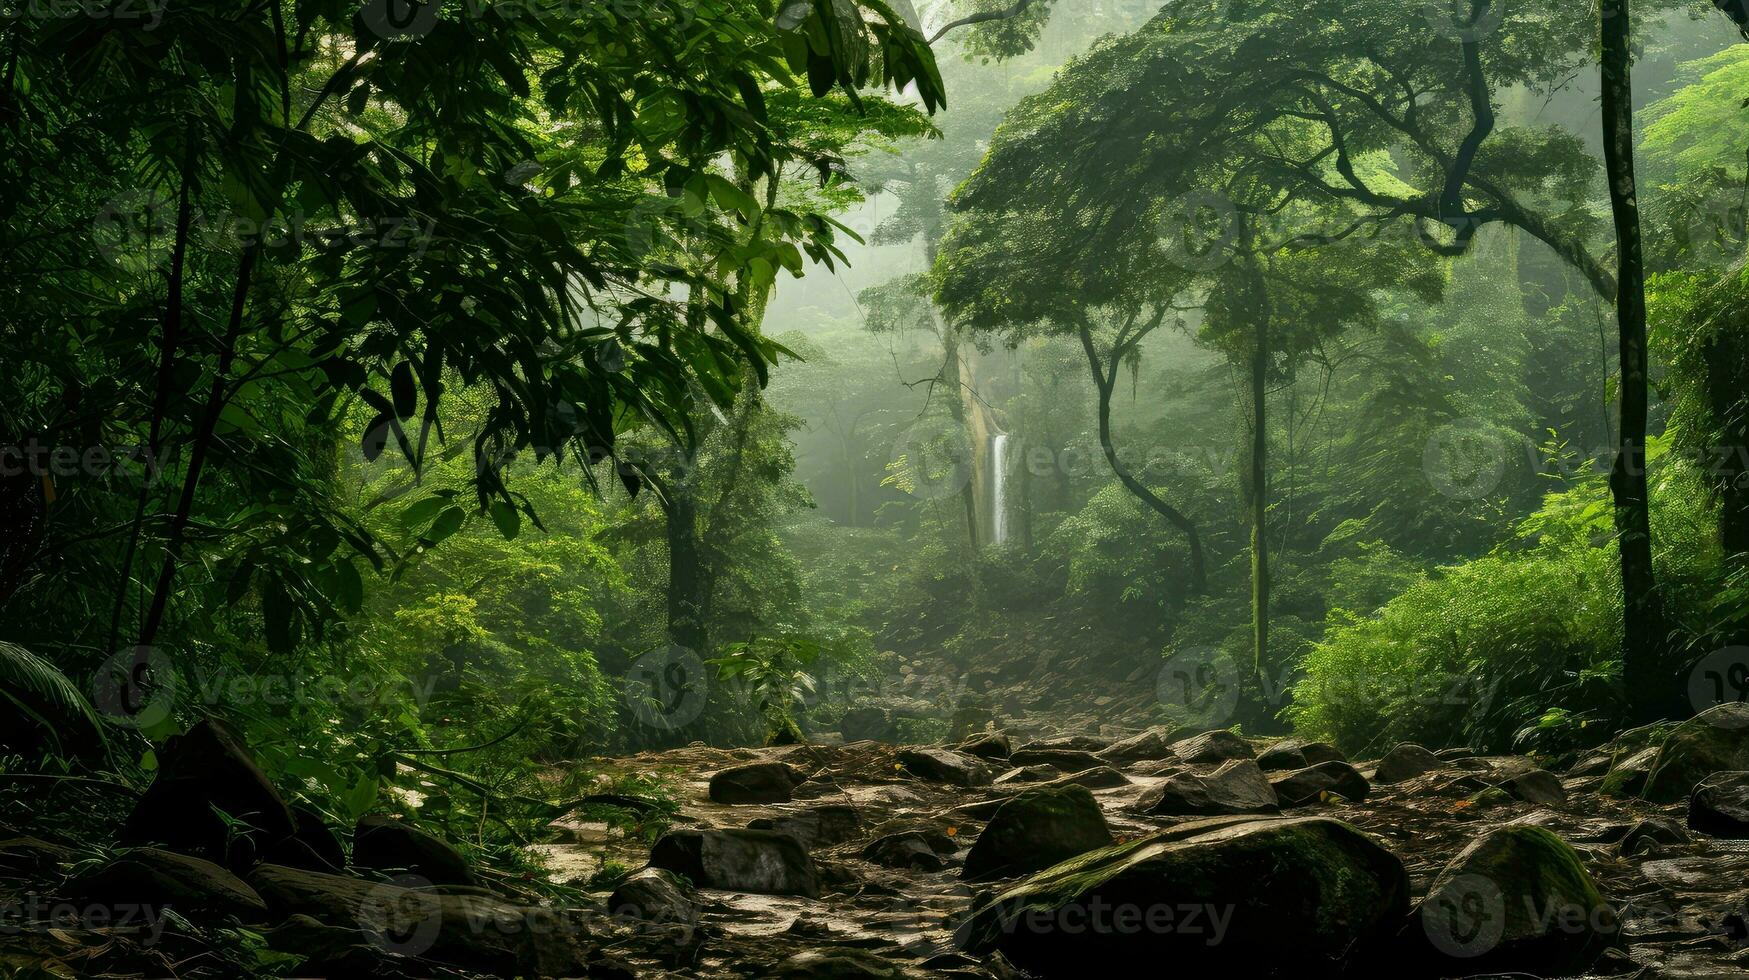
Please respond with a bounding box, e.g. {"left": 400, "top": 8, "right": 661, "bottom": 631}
{"left": 991, "top": 433, "right": 1010, "bottom": 546}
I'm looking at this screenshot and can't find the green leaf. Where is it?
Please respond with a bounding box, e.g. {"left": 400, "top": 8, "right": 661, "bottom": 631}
{"left": 341, "top": 775, "right": 378, "bottom": 822}
{"left": 421, "top": 506, "right": 468, "bottom": 546}
{"left": 489, "top": 500, "right": 521, "bottom": 539}
{"left": 0, "top": 642, "right": 104, "bottom": 752}
{"left": 705, "top": 174, "right": 759, "bottom": 221}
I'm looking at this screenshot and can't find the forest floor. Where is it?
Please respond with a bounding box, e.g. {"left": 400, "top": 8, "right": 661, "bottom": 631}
{"left": 544, "top": 724, "right": 1749, "bottom": 978}
{"left": 6, "top": 706, "right": 1749, "bottom": 978}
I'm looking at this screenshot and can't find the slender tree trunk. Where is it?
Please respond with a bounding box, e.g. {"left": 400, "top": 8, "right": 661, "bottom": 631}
{"left": 1077, "top": 323, "right": 1207, "bottom": 592}
{"left": 136, "top": 241, "right": 262, "bottom": 654}
{"left": 1247, "top": 266, "right": 1271, "bottom": 691}
{"left": 1600, "top": 0, "right": 1671, "bottom": 721}
{"left": 941, "top": 318, "right": 981, "bottom": 550}
{"left": 110, "top": 142, "right": 196, "bottom": 655}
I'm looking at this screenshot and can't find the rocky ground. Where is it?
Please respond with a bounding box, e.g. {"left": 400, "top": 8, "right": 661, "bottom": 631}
{"left": 5, "top": 705, "right": 1749, "bottom": 978}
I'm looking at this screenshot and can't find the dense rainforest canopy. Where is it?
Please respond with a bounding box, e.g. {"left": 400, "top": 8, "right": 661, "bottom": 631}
{"left": 6, "top": 1, "right": 1749, "bottom": 978}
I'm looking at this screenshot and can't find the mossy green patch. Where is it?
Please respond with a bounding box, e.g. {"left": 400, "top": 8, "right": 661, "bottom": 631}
{"left": 958, "top": 817, "right": 1407, "bottom": 977}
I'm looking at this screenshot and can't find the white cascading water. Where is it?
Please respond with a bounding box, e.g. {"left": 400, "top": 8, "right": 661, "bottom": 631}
{"left": 991, "top": 433, "right": 1010, "bottom": 545}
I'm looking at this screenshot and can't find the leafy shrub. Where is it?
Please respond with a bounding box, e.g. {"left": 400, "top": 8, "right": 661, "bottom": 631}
{"left": 1290, "top": 459, "right": 1722, "bottom": 754}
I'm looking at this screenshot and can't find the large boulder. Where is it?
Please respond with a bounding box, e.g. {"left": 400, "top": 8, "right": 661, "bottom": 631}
{"left": 1169, "top": 730, "right": 1254, "bottom": 764}
{"left": 1374, "top": 744, "right": 1443, "bottom": 784}
{"left": 249, "top": 863, "right": 590, "bottom": 976}
{"left": 964, "top": 784, "right": 1114, "bottom": 882}
{"left": 72, "top": 847, "right": 268, "bottom": 922}
{"left": 609, "top": 867, "right": 698, "bottom": 928}
{"left": 708, "top": 762, "right": 804, "bottom": 805}
{"left": 119, "top": 719, "right": 298, "bottom": 871}
{"left": 1599, "top": 746, "right": 1660, "bottom": 798}
{"left": 1142, "top": 760, "right": 1279, "bottom": 817}
{"left": 748, "top": 803, "right": 863, "bottom": 849}
{"left": 1642, "top": 703, "right": 1749, "bottom": 803}
{"left": 957, "top": 817, "right": 1408, "bottom": 977}
{"left": 1256, "top": 741, "right": 1308, "bottom": 772}
{"left": 1097, "top": 727, "right": 1178, "bottom": 765}
{"left": 1409, "top": 825, "right": 1616, "bottom": 976}
{"left": 958, "top": 731, "right": 1013, "bottom": 762}
{"left": 353, "top": 815, "right": 480, "bottom": 887}
{"left": 262, "top": 803, "right": 345, "bottom": 873}
{"left": 897, "top": 748, "right": 993, "bottom": 788}
{"left": 648, "top": 829, "right": 820, "bottom": 897}
{"left": 1688, "top": 771, "right": 1749, "bottom": 838}
{"left": 839, "top": 707, "right": 897, "bottom": 743}
{"left": 1270, "top": 761, "right": 1370, "bottom": 807}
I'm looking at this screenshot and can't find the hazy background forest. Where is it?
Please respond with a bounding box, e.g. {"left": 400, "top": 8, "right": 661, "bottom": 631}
{"left": 8, "top": 1, "right": 1749, "bottom": 976}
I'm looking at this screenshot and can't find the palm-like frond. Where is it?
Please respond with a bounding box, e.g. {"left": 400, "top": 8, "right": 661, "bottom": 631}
{"left": 0, "top": 641, "right": 105, "bottom": 753}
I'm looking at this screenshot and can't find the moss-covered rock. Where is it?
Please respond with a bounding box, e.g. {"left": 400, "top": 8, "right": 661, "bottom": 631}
{"left": 1642, "top": 703, "right": 1749, "bottom": 803}
{"left": 1410, "top": 825, "right": 1616, "bottom": 976}
{"left": 964, "top": 784, "right": 1113, "bottom": 882}
{"left": 956, "top": 817, "right": 1407, "bottom": 977}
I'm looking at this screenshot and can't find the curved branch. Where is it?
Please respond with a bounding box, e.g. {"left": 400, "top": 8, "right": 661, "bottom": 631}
{"left": 1077, "top": 319, "right": 1208, "bottom": 593}
{"left": 928, "top": 0, "right": 1040, "bottom": 44}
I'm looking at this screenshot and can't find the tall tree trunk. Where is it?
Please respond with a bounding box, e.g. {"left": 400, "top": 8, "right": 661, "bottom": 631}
{"left": 940, "top": 315, "right": 981, "bottom": 551}
{"left": 665, "top": 486, "right": 708, "bottom": 654}
{"left": 1600, "top": 0, "right": 1671, "bottom": 721}
{"left": 1247, "top": 267, "right": 1271, "bottom": 692}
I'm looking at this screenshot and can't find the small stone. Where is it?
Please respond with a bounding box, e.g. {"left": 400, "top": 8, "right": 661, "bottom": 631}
{"left": 1270, "top": 761, "right": 1370, "bottom": 806}
{"left": 1499, "top": 769, "right": 1567, "bottom": 807}
{"left": 1619, "top": 816, "right": 1690, "bottom": 855}
{"left": 862, "top": 831, "right": 947, "bottom": 871}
